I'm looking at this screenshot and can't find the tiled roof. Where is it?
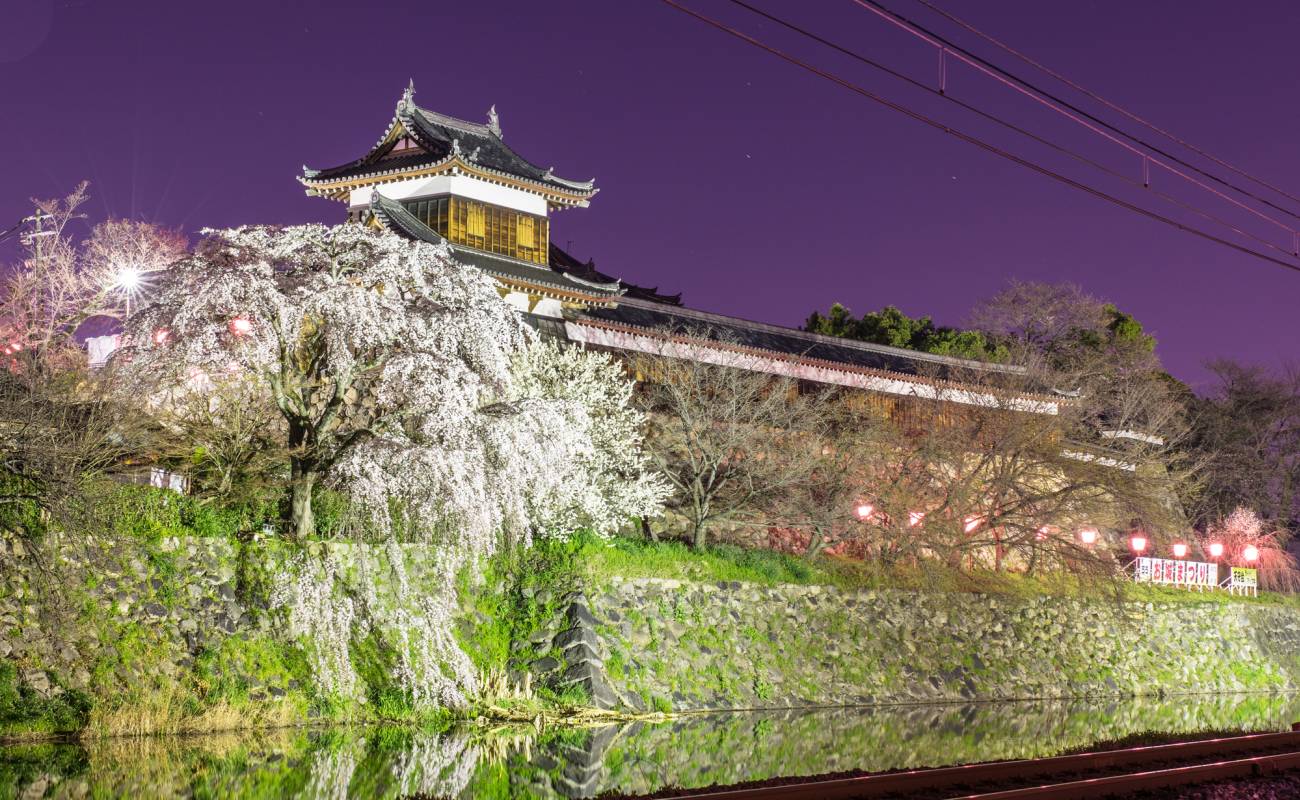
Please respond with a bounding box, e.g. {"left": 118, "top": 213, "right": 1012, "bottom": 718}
{"left": 303, "top": 86, "right": 595, "bottom": 195}
{"left": 575, "top": 296, "right": 1028, "bottom": 383}
{"left": 548, "top": 242, "right": 683, "bottom": 306}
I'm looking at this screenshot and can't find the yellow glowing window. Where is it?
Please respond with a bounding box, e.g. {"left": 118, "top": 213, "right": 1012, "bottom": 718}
{"left": 517, "top": 216, "right": 536, "bottom": 249}
{"left": 409, "top": 196, "right": 548, "bottom": 264}
{"left": 466, "top": 203, "right": 486, "bottom": 238}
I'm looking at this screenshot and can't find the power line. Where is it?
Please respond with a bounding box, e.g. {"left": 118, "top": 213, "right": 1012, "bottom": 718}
{"left": 658, "top": 0, "right": 1300, "bottom": 275}
{"left": 911, "top": 0, "right": 1300, "bottom": 209}
{"left": 0, "top": 218, "right": 25, "bottom": 245}
{"left": 724, "top": 0, "right": 1297, "bottom": 260}
{"left": 850, "top": 0, "right": 1300, "bottom": 233}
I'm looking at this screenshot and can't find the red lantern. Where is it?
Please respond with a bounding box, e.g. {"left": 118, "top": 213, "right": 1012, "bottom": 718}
{"left": 1172, "top": 542, "right": 1188, "bottom": 558}
{"left": 229, "top": 317, "right": 253, "bottom": 335}
{"left": 1129, "top": 535, "right": 1147, "bottom": 554}
{"left": 1208, "top": 542, "right": 1225, "bottom": 558}
{"left": 1079, "top": 528, "right": 1098, "bottom": 545}
{"left": 1243, "top": 544, "right": 1260, "bottom": 563}
{"left": 855, "top": 503, "right": 874, "bottom": 520}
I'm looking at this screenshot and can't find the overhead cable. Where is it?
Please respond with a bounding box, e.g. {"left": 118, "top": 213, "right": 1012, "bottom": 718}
{"left": 850, "top": 0, "right": 1300, "bottom": 234}
{"left": 725, "top": 0, "right": 1298, "bottom": 259}
{"left": 660, "top": 0, "right": 1300, "bottom": 275}
{"left": 911, "top": 0, "right": 1300, "bottom": 209}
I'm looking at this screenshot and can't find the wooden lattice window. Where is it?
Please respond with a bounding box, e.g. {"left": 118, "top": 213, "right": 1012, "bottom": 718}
{"left": 406, "top": 195, "right": 548, "bottom": 265}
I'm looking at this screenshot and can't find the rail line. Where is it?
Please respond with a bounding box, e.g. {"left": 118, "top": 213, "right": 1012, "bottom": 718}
{"left": 651, "top": 730, "right": 1300, "bottom": 799}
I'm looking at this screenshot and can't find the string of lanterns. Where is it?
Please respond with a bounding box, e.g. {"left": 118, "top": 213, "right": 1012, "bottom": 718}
{"left": 851, "top": 502, "right": 1260, "bottom": 566}
{"left": 1111, "top": 530, "right": 1258, "bottom": 564}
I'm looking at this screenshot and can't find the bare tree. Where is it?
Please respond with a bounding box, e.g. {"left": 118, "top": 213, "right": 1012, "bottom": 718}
{"left": 153, "top": 374, "right": 288, "bottom": 513}
{"left": 794, "top": 352, "right": 1195, "bottom": 581}
{"left": 0, "top": 184, "right": 184, "bottom": 534}
{"left": 767, "top": 398, "right": 880, "bottom": 558}
{"left": 633, "top": 347, "right": 828, "bottom": 549}
{"left": 1189, "top": 361, "right": 1300, "bottom": 537}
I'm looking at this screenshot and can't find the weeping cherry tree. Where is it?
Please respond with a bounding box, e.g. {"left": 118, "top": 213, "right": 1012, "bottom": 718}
{"left": 117, "top": 223, "right": 663, "bottom": 707}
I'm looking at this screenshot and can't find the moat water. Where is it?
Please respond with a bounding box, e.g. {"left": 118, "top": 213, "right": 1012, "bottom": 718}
{"left": 4, "top": 693, "right": 1300, "bottom": 799}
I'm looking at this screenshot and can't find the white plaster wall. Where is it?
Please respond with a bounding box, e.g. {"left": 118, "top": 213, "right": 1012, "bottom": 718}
{"left": 501, "top": 291, "right": 532, "bottom": 314}
{"left": 349, "top": 174, "right": 548, "bottom": 217}
{"left": 564, "top": 322, "right": 1059, "bottom": 414}
{"left": 531, "top": 298, "right": 564, "bottom": 319}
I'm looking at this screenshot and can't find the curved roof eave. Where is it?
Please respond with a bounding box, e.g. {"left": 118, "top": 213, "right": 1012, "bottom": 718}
{"left": 300, "top": 89, "right": 596, "bottom": 195}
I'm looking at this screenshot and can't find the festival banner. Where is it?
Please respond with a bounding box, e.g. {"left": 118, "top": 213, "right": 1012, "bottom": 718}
{"left": 1133, "top": 557, "right": 1217, "bottom": 589}
{"left": 1226, "top": 566, "right": 1258, "bottom": 596}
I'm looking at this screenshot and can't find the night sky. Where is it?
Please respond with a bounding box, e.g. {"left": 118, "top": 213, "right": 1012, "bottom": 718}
{"left": 2, "top": 0, "right": 1297, "bottom": 387}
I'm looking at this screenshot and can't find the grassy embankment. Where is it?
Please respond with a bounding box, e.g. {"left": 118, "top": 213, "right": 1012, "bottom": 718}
{"left": 577, "top": 534, "right": 1300, "bottom": 609}
{"left": 2, "top": 485, "right": 1293, "bottom": 742}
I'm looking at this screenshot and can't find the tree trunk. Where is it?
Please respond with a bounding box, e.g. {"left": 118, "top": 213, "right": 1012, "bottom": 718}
{"left": 288, "top": 467, "right": 316, "bottom": 541}
{"left": 692, "top": 523, "right": 707, "bottom": 550}
{"left": 286, "top": 419, "right": 316, "bottom": 541}
{"left": 640, "top": 516, "right": 659, "bottom": 542}
{"left": 805, "top": 528, "right": 825, "bottom": 558}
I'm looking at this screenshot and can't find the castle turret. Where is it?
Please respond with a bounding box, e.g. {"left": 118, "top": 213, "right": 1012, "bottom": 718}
{"left": 301, "top": 83, "right": 679, "bottom": 316}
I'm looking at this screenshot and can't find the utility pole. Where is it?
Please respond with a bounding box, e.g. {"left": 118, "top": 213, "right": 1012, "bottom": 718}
{"left": 18, "top": 210, "right": 55, "bottom": 267}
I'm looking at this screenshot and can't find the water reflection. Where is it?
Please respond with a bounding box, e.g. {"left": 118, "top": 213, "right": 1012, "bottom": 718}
{"left": 5, "top": 693, "right": 1300, "bottom": 799}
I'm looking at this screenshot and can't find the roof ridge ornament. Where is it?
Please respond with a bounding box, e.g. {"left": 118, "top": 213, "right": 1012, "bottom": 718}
{"left": 487, "top": 105, "right": 502, "bottom": 138}
{"left": 400, "top": 79, "right": 416, "bottom": 111}
{"left": 451, "top": 139, "right": 462, "bottom": 156}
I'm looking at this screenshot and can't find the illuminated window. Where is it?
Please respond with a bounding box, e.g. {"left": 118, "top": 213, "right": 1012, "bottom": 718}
{"left": 466, "top": 203, "right": 486, "bottom": 237}
{"left": 517, "top": 216, "right": 536, "bottom": 249}
{"left": 403, "top": 195, "right": 548, "bottom": 265}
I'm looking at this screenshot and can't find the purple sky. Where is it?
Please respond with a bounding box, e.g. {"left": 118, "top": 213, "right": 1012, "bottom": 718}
{"left": 2, "top": 0, "right": 1297, "bottom": 387}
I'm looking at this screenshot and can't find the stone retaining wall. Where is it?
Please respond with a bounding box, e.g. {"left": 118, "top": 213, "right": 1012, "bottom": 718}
{"left": 566, "top": 577, "right": 1300, "bottom": 712}
{"left": 0, "top": 533, "right": 250, "bottom": 700}
{"left": 0, "top": 533, "right": 453, "bottom": 709}
{"left": 6, "top": 532, "right": 1300, "bottom": 718}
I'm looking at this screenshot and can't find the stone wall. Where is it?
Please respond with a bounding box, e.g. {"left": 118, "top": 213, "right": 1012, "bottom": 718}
{"left": 0, "top": 533, "right": 251, "bottom": 701}
{"left": 6, "top": 531, "right": 1300, "bottom": 722}
{"left": 569, "top": 577, "right": 1300, "bottom": 712}
{"left": 0, "top": 532, "right": 460, "bottom": 716}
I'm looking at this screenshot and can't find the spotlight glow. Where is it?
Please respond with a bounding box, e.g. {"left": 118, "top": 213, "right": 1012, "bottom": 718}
{"left": 116, "top": 268, "right": 141, "bottom": 290}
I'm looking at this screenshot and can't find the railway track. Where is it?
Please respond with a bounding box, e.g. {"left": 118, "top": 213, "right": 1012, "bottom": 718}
{"left": 650, "top": 730, "right": 1300, "bottom": 799}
